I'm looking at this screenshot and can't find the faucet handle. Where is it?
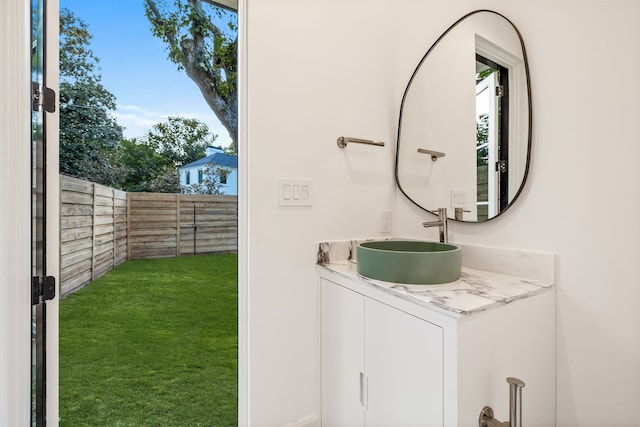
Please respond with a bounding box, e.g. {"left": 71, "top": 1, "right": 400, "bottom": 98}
{"left": 423, "top": 208, "right": 448, "bottom": 243}
{"left": 454, "top": 207, "right": 471, "bottom": 220}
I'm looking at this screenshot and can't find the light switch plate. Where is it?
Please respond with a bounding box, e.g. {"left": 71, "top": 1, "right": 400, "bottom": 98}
{"left": 278, "top": 179, "right": 312, "bottom": 206}
{"left": 450, "top": 189, "right": 467, "bottom": 208}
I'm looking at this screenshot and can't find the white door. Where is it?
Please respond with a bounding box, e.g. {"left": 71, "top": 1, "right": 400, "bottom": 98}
{"left": 321, "top": 279, "right": 365, "bottom": 427}
{"left": 365, "top": 298, "right": 443, "bottom": 427}
{"left": 321, "top": 279, "right": 444, "bottom": 427}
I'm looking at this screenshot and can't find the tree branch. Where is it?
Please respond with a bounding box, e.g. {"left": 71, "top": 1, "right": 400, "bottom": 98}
{"left": 145, "top": 0, "right": 239, "bottom": 144}
{"left": 144, "top": 0, "right": 179, "bottom": 52}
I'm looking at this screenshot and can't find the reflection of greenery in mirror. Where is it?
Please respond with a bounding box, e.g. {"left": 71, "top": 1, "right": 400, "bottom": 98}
{"left": 476, "top": 114, "right": 489, "bottom": 166}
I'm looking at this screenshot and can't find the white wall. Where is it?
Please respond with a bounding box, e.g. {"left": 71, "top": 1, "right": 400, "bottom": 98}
{"left": 246, "top": 1, "right": 640, "bottom": 426}
{"left": 245, "top": 1, "right": 397, "bottom": 425}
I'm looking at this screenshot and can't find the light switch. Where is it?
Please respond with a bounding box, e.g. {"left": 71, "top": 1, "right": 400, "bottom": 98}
{"left": 278, "top": 179, "right": 312, "bottom": 206}
{"left": 450, "top": 189, "right": 467, "bottom": 208}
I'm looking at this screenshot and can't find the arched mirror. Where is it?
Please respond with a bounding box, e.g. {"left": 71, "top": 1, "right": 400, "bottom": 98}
{"left": 396, "top": 10, "right": 531, "bottom": 222}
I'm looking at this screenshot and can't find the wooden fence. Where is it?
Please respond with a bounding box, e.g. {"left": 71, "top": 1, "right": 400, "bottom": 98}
{"left": 60, "top": 175, "right": 127, "bottom": 296}
{"left": 60, "top": 175, "right": 238, "bottom": 296}
{"left": 127, "top": 192, "right": 238, "bottom": 259}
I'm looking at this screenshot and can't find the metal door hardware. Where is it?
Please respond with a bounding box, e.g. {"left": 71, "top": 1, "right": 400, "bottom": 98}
{"left": 32, "top": 276, "right": 56, "bottom": 305}
{"left": 31, "top": 81, "right": 56, "bottom": 113}
{"left": 496, "top": 160, "right": 507, "bottom": 173}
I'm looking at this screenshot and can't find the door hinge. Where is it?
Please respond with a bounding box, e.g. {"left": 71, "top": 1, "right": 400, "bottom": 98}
{"left": 32, "top": 276, "right": 56, "bottom": 305}
{"left": 496, "top": 160, "right": 507, "bottom": 173}
{"left": 31, "top": 81, "right": 56, "bottom": 113}
{"left": 495, "top": 85, "right": 504, "bottom": 97}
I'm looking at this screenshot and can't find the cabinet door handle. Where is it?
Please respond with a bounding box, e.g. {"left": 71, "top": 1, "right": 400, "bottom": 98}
{"left": 359, "top": 372, "right": 368, "bottom": 409}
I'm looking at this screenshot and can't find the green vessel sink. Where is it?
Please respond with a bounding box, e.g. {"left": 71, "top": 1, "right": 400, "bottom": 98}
{"left": 356, "top": 240, "right": 461, "bottom": 285}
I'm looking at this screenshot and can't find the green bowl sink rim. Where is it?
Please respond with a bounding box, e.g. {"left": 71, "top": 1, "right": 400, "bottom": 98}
{"left": 356, "top": 240, "right": 462, "bottom": 285}
{"left": 358, "top": 240, "right": 460, "bottom": 254}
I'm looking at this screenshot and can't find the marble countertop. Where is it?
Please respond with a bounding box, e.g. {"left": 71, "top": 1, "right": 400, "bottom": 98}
{"left": 317, "top": 239, "right": 555, "bottom": 318}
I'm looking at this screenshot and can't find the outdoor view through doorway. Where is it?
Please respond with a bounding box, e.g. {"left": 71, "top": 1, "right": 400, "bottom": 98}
{"left": 56, "top": 1, "right": 239, "bottom": 425}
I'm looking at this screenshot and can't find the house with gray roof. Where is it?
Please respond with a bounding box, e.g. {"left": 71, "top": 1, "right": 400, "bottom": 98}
{"left": 179, "top": 146, "right": 238, "bottom": 195}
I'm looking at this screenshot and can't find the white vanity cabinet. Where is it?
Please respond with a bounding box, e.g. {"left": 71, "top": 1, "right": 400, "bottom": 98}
{"left": 319, "top": 269, "right": 555, "bottom": 427}
{"left": 321, "top": 279, "right": 443, "bottom": 427}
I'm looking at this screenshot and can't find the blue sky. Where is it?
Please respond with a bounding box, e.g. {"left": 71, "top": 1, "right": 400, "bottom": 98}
{"left": 60, "top": 0, "right": 233, "bottom": 147}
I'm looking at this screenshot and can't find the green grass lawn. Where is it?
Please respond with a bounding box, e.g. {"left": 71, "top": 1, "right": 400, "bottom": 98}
{"left": 60, "top": 254, "right": 238, "bottom": 427}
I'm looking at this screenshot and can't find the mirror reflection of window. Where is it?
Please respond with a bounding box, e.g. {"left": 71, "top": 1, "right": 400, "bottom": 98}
{"left": 475, "top": 55, "right": 509, "bottom": 220}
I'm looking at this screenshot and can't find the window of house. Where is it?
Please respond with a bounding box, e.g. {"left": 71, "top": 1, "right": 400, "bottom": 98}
{"left": 185, "top": 171, "right": 190, "bottom": 185}
{"left": 198, "top": 169, "right": 203, "bottom": 183}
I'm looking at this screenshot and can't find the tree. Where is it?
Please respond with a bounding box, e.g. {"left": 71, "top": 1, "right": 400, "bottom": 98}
{"left": 119, "top": 117, "right": 217, "bottom": 193}
{"left": 119, "top": 138, "right": 178, "bottom": 192}
{"left": 118, "top": 137, "right": 183, "bottom": 193}
{"left": 144, "top": 116, "right": 214, "bottom": 167}
{"left": 144, "top": 0, "right": 238, "bottom": 150}
{"left": 184, "top": 161, "right": 229, "bottom": 194}
{"left": 59, "top": 8, "right": 124, "bottom": 186}
{"left": 148, "top": 166, "right": 182, "bottom": 193}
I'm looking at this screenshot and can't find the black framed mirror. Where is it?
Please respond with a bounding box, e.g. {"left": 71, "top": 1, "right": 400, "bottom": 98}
{"left": 395, "top": 10, "right": 532, "bottom": 222}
